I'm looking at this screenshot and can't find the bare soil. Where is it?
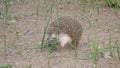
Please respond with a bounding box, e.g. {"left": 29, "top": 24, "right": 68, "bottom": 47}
{"left": 0, "top": 0, "right": 120, "bottom": 68}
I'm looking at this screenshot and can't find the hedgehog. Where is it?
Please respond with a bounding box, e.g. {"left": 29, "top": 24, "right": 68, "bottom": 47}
{"left": 46, "top": 16, "right": 83, "bottom": 48}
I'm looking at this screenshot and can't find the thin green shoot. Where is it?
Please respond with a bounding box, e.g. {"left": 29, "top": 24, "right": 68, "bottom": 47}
{"left": 87, "top": 37, "right": 94, "bottom": 59}
{"left": 114, "top": 41, "right": 120, "bottom": 61}
{"left": 93, "top": 33, "right": 99, "bottom": 68}
{"left": 91, "top": 0, "right": 95, "bottom": 9}
{"left": 48, "top": 53, "right": 51, "bottom": 68}
{"left": 107, "top": 24, "right": 113, "bottom": 57}
{"left": 3, "top": 28, "right": 7, "bottom": 55}
{"left": 39, "top": 18, "right": 50, "bottom": 49}
{"left": 35, "top": 0, "right": 39, "bottom": 20}
{"left": 69, "top": 42, "right": 78, "bottom": 59}
{"left": 43, "top": 0, "right": 49, "bottom": 20}
{"left": 49, "top": 2, "right": 54, "bottom": 22}
{"left": 49, "top": 38, "right": 56, "bottom": 55}
{"left": 109, "top": 33, "right": 113, "bottom": 57}
{"left": 89, "top": 9, "right": 94, "bottom": 17}
{"left": 80, "top": 0, "right": 87, "bottom": 13}
{"left": 74, "top": 44, "right": 78, "bottom": 59}
{"left": 56, "top": 0, "right": 59, "bottom": 17}
{"left": 96, "top": 3, "right": 100, "bottom": 16}
{"left": 118, "top": 23, "right": 120, "bottom": 34}
{"left": 5, "top": 0, "right": 9, "bottom": 15}
{"left": 39, "top": 0, "right": 50, "bottom": 49}
{"left": 0, "top": 11, "right": 4, "bottom": 18}
{"left": 14, "top": 24, "right": 19, "bottom": 40}
{"left": 3, "top": 16, "right": 7, "bottom": 55}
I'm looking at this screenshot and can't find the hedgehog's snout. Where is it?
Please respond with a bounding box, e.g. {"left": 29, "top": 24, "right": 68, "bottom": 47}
{"left": 46, "top": 34, "right": 57, "bottom": 46}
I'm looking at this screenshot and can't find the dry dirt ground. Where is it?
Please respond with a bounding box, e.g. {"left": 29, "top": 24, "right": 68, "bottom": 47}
{"left": 0, "top": 0, "right": 120, "bottom": 68}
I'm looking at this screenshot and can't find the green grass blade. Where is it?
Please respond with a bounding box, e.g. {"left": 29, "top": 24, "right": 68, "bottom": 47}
{"left": 93, "top": 33, "right": 98, "bottom": 68}
{"left": 39, "top": 18, "right": 50, "bottom": 49}
{"left": 0, "top": 64, "right": 13, "bottom": 68}
{"left": 115, "top": 41, "right": 120, "bottom": 61}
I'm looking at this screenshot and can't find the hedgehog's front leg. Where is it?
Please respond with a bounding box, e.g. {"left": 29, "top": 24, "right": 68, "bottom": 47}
{"left": 69, "top": 40, "right": 78, "bottom": 49}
